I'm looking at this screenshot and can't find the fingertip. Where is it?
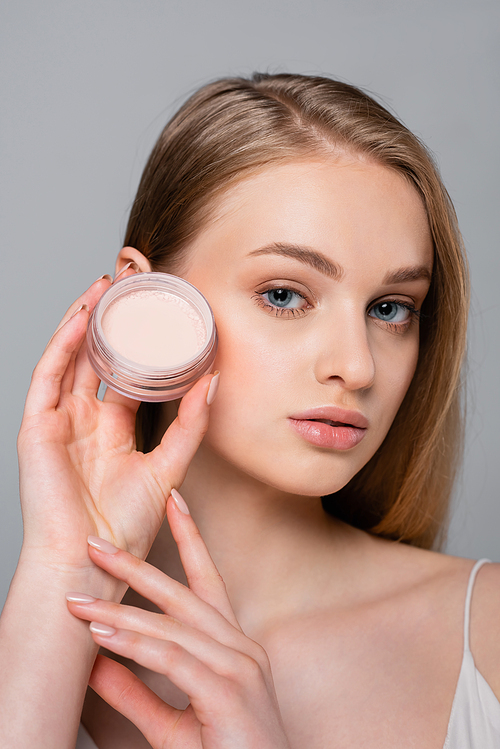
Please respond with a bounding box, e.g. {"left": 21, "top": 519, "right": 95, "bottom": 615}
{"left": 113, "top": 261, "right": 140, "bottom": 283}
{"left": 87, "top": 535, "right": 120, "bottom": 554}
{"left": 180, "top": 370, "right": 219, "bottom": 411}
{"left": 89, "top": 622, "right": 118, "bottom": 637}
{"left": 69, "top": 303, "right": 90, "bottom": 320}
{"left": 165, "top": 493, "right": 194, "bottom": 549}
{"left": 38, "top": 302, "right": 90, "bottom": 375}
{"left": 206, "top": 371, "right": 220, "bottom": 406}
{"left": 175, "top": 373, "right": 212, "bottom": 425}
{"left": 170, "top": 488, "right": 190, "bottom": 515}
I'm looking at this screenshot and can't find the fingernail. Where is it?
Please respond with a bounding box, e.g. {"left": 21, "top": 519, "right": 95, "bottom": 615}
{"left": 90, "top": 622, "right": 117, "bottom": 637}
{"left": 114, "top": 261, "right": 140, "bottom": 282}
{"left": 70, "top": 304, "right": 89, "bottom": 319}
{"left": 87, "top": 536, "right": 119, "bottom": 554}
{"left": 98, "top": 274, "right": 113, "bottom": 283}
{"left": 206, "top": 371, "right": 220, "bottom": 406}
{"left": 171, "top": 488, "right": 190, "bottom": 515}
{"left": 66, "top": 592, "right": 97, "bottom": 604}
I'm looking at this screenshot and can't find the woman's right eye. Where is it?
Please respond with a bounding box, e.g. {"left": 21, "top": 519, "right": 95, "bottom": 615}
{"left": 264, "top": 289, "right": 303, "bottom": 308}
{"left": 253, "top": 287, "right": 310, "bottom": 317}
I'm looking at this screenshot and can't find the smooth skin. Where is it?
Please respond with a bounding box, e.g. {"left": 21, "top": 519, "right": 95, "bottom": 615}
{"left": 2, "top": 157, "right": 500, "bottom": 749}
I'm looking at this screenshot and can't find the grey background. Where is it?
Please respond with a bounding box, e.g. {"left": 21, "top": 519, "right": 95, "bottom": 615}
{"left": 1, "top": 0, "right": 499, "bottom": 609}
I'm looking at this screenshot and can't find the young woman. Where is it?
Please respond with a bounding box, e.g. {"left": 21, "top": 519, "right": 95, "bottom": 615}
{"left": 1, "top": 73, "right": 499, "bottom": 749}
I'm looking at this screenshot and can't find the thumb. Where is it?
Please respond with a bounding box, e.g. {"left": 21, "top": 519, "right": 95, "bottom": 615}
{"left": 145, "top": 372, "right": 219, "bottom": 497}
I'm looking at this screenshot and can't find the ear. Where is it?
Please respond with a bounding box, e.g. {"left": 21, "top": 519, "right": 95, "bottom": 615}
{"left": 115, "top": 247, "right": 152, "bottom": 276}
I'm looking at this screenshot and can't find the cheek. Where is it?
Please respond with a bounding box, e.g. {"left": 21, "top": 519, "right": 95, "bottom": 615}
{"left": 375, "top": 335, "right": 420, "bottom": 423}
{"left": 210, "top": 315, "right": 295, "bottom": 412}
{"left": 200, "top": 306, "right": 312, "bottom": 468}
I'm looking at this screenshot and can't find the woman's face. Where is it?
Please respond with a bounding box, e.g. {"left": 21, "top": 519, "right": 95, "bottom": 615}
{"left": 181, "top": 157, "right": 433, "bottom": 496}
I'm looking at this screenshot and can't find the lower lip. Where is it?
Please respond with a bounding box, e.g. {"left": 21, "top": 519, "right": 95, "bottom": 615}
{"left": 288, "top": 419, "right": 366, "bottom": 450}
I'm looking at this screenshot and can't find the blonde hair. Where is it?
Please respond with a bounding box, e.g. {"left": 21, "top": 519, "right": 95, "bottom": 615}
{"left": 125, "top": 73, "right": 469, "bottom": 550}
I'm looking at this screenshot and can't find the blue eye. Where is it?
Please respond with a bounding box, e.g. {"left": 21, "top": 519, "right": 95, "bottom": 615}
{"left": 263, "top": 288, "right": 304, "bottom": 309}
{"left": 369, "top": 301, "right": 414, "bottom": 323}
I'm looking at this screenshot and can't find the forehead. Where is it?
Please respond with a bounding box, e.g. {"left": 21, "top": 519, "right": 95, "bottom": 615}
{"left": 184, "top": 158, "right": 433, "bottom": 276}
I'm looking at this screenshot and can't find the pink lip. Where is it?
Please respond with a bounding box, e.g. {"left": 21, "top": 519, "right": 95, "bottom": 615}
{"left": 288, "top": 407, "right": 368, "bottom": 451}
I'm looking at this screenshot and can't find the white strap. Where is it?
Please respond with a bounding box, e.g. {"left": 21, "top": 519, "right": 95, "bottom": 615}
{"left": 463, "top": 558, "right": 491, "bottom": 652}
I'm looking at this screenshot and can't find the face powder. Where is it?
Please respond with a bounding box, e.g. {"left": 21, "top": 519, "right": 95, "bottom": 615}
{"left": 87, "top": 273, "right": 217, "bottom": 401}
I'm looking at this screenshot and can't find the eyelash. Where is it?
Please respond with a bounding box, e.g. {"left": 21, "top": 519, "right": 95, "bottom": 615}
{"left": 252, "top": 288, "right": 310, "bottom": 318}
{"left": 254, "top": 286, "right": 421, "bottom": 330}
{"left": 368, "top": 299, "right": 421, "bottom": 332}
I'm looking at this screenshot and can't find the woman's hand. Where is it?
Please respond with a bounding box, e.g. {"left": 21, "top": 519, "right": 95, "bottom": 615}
{"left": 66, "top": 494, "right": 291, "bottom": 749}
{"left": 0, "top": 269, "right": 220, "bottom": 749}
{"left": 17, "top": 270, "right": 218, "bottom": 572}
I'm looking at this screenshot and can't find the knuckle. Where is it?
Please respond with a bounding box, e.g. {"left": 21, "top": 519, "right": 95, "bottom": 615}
{"left": 234, "top": 652, "right": 264, "bottom": 683}
{"left": 218, "top": 677, "right": 237, "bottom": 706}
{"left": 253, "top": 643, "right": 272, "bottom": 671}
{"left": 42, "top": 371, "right": 66, "bottom": 395}
{"left": 129, "top": 630, "right": 143, "bottom": 648}
{"left": 215, "top": 570, "right": 226, "bottom": 587}
{"left": 189, "top": 525, "right": 204, "bottom": 544}
{"left": 32, "top": 361, "right": 63, "bottom": 387}
{"left": 124, "top": 552, "right": 146, "bottom": 579}
{"left": 159, "top": 640, "right": 184, "bottom": 669}
{"left": 240, "top": 638, "right": 271, "bottom": 673}
{"left": 114, "top": 679, "right": 138, "bottom": 711}
{"left": 112, "top": 552, "right": 148, "bottom": 589}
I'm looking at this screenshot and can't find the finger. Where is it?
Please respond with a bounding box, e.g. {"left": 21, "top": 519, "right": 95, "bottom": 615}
{"left": 58, "top": 346, "right": 78, "bottom": 398}
{"left": 73, "top": 269, "right": 140, "bottom": 403}
{"left": 86, "top": 541, "right": 241, "bottom": 645}
{"left": 25, "top": 276, "right": 114, "bottom": 416}
{"left": 101, "top": 383, "right": 142, "bottom": 415}
{"left": 89, "top": 655, "right": 184, "bottom": 746}
{"left": 46, "top": 275, "right": 112, "bottom": 347}
{"left": 89, "top": 626, "right": 227, "bottom": 718}
{"left": 23, "top": 306, "right": 90, "bottom": 417}
{"left": 67, "top": 594, "right": 251, "bottom": 675}
{"left": 144, "top": 372, "right": 219, "bottom": 497}
{"left": 167, "top": 492, "right": 240, "bottom": 628}
{"left": 69, "top": 335, "right": 100, "bottom": 396}
{"left": 112, "top": 261, "right": 140, "bottom": 284}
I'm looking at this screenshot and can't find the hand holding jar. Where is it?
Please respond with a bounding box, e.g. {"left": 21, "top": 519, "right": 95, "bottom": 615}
{"left": 17, "top": 267, "right": 219, "bottom": 573}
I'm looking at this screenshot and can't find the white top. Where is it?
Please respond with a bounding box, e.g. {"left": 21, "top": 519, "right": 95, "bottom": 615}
{"left": 443, "top": 558, "right": 500, "bottom": 747}
{"left": 76, "top": 559, "right": 500, "bottom": 749}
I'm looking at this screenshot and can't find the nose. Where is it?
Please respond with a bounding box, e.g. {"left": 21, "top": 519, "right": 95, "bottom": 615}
{"left": 313, "top": 307, "right": 375, "bottom": 391}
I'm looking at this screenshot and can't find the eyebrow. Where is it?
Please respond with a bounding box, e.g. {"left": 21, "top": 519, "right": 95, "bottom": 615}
{"left": 382, "top": 266, "right": 432, "bottom": 285}
{"left": 247, "top": 243, "right": 342, "bottom": 279}
{"left": 247, "top": 242, "right": 432, "bottom": 286}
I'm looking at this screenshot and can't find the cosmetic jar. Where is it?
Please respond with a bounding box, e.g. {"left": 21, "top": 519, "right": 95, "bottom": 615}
{"left": 87, "top": 273, "right": 217, "bottom": 401}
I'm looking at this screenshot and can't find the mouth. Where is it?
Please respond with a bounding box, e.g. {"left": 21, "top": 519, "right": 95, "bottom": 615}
{"left": 288, "top": 408, "right": 368, "bottom": 450}
{"left": 309, "top": 418, "right": 358, "bottom": 428}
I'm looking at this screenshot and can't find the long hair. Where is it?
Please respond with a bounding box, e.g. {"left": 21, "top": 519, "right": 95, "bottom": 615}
{"left": 125, "top": 73, "right": 469, "bottom": 550}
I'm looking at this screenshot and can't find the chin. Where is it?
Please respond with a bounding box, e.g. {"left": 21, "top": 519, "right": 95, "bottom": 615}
{"left": 263, "top": 470, "right": 356, "bottom": 498}
{"left": 202, "top": 421, "right": 375, "bottom": 498}
{"left": 218, "top": 448, "right": 363, "bottom": 498}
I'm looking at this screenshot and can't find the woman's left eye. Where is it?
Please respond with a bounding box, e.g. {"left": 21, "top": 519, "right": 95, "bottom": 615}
{"left": 368, "top": 301, "right": 418, "bottom": 325}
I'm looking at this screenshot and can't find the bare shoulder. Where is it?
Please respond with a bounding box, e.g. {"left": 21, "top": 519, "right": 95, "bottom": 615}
{"left": 469, "top": 560, "right": 500, "bottom": 698}
{"left": 359, "top": 530, "right": 478, "bottom": 596}
{"left": 396, "top": 544, "right": 500, "bottom": 699}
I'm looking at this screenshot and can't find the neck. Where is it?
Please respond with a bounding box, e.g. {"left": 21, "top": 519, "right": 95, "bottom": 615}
{"left": 149, "top": 439, "right": 358, "bottom": 636}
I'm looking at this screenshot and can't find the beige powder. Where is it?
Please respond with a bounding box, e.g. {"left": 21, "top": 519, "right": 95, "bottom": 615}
{"left": 102, "top": 290, "right": 206, "bottom": 367}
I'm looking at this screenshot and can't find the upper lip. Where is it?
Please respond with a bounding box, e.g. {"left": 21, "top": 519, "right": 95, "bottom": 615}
{"left": 289, "top": 407, "right": 369, "bottom": 430}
